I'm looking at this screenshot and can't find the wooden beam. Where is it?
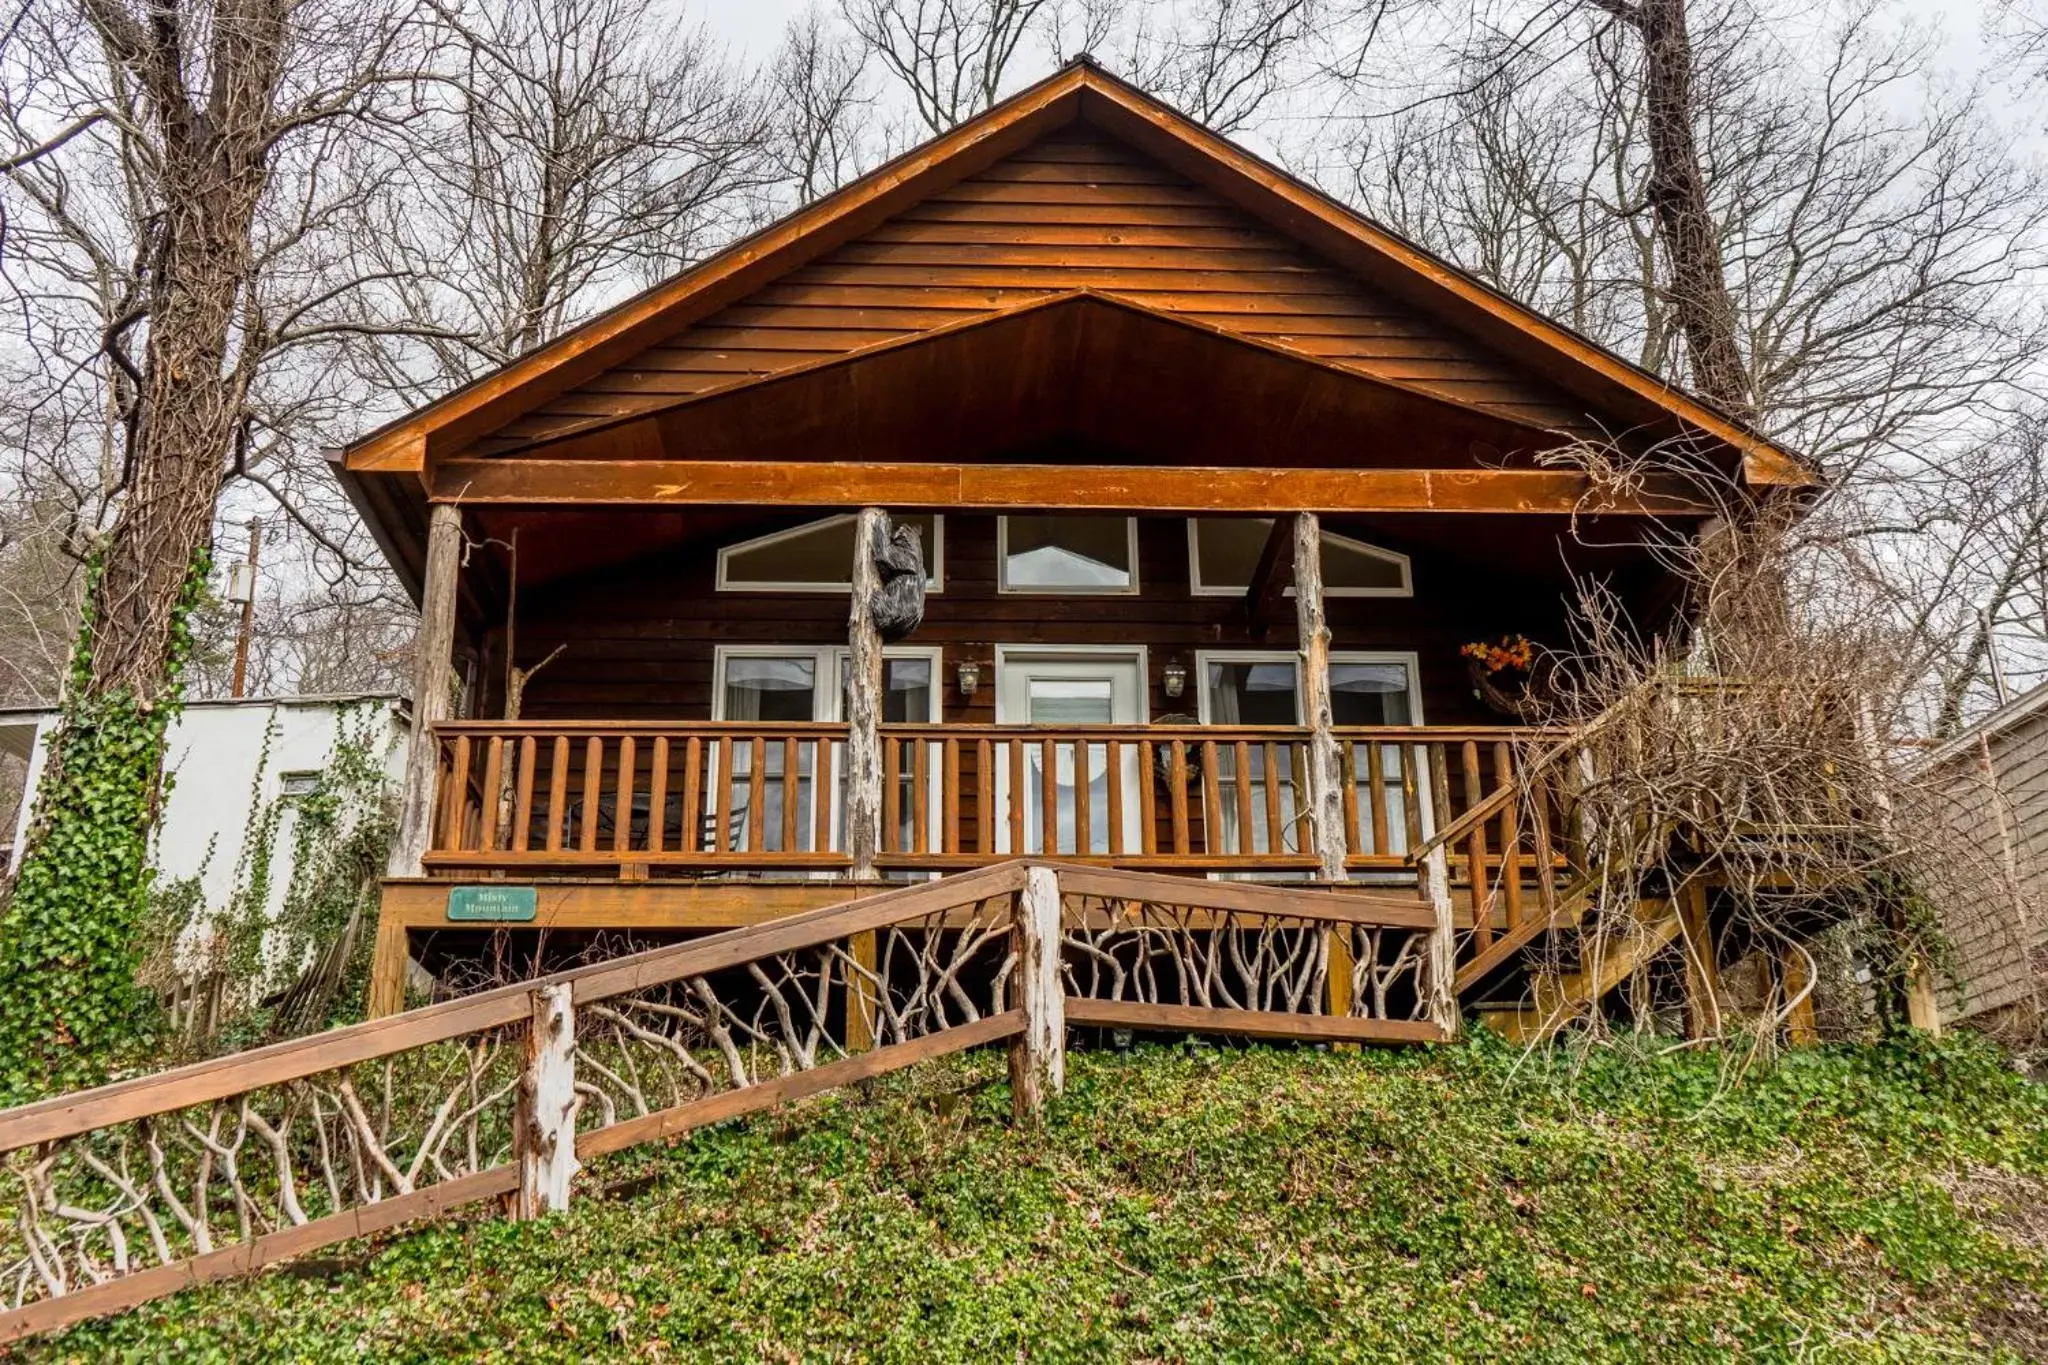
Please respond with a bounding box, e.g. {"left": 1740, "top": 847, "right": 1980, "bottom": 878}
{"left": 1294, "top": 514, "right": 1348, "bottom": 883}
{"left": 845, "top": 508, "right": 886, "bottom": 881}
{"left": 388, "top": 502, "right": 462, "bottom": 877}
{"left": 1243, "top": 516, "right": 1293, "bottom": 638}
{"left": 1063, "top": 997, "right": 1445, "bottom": 1045}
{"left": 433, "top": 460, "right": 1715, "bottom": 516}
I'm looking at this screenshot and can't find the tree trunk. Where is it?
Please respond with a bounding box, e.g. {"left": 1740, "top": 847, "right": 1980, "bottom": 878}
{"left": 1630, "top": 0, "right": 1751, "bottom": 419}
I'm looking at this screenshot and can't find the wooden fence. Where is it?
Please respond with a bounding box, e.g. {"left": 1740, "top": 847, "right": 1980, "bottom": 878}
{"left": 0, "top": 862, "right": 1443, "bottom": 1343}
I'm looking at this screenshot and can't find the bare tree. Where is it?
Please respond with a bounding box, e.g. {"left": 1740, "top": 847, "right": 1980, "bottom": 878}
{"left": 350, "top": 0, "right": 772, "bottom": 401}
{"left": 767, "top": 6, "right": 882, "bottom": 206}
{"left": 1117, "top": 0, "right": 1325, "bottom": 134}
{"left": 842, "top": 0, "right": 1052, "bottom": 134}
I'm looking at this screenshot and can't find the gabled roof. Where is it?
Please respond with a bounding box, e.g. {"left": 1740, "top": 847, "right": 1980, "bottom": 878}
{"left": 343, "top": 58, "right": 1812, "bottom": 489}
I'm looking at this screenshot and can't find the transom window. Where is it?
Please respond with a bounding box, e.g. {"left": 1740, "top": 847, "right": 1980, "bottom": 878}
{"left": 717, "top": 514, "right": 943, "bottom": 593}
{"left": 997, "top": 516, "right": 1138, "bottom": 594}
{"left": 1187, "top": 518, "right": 1410, "bottom": 597}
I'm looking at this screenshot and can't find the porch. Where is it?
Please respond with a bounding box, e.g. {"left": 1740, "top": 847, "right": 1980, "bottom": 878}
{"left": 368, "top": 715, "right": 1576, "bottom": 1016}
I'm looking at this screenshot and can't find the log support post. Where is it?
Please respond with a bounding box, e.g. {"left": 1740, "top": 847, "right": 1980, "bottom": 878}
{"left": 1009, "top": 865, "right": 1065, "bottom": 1123}
{"left": 847, "top": 507, "right": 886, "bottom": 882}
{"left": 1294, "top": 513, "right": 1348, "bottom": 883}
{"left": 517, "top": 982, "right": 579, "bottom": 1218}
{"left": 389, "top": 502, "right": 463, "bottom": 878}
{"left": 1421, "top": 835, "right": 1459, "bottom": 1036}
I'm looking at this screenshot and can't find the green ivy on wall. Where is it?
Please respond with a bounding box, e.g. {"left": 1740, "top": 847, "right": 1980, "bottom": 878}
{"left": 135, "top": 702, "right": 399, "bottom": 1056}
{"left": 0, "top": 549, "right": 208, "bottom": 1105}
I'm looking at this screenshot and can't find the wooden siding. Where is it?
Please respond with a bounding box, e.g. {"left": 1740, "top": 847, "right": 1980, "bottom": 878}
{"left": 1929, "top": 706, "right": 2048, "bottom": 1022}
{"left": 475, "top": 129, "right": 1599, "bottom": 457}
{"left": 489, "top": 513, "right": 1594, "bottom": 731}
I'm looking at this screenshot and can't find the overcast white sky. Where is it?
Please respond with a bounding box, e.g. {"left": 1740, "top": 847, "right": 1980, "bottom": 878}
{"left": 697, "top": 1, "right": 2004, "bottom": 75}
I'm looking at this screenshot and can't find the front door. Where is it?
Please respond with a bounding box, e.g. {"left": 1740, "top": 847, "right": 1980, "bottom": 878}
{"left": 995, "top": 648, "right": 1146, "bottom": 855}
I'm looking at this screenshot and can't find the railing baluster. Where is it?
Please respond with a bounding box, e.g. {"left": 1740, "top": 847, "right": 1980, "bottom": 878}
{"left": 546, "top": 736, "right": 568, "bottom": 852}
{"left": 884, "top": 736, "right": 902, "bottom": 855}
{"left": 478, "top": 737, "right": 504, "bottom": 852}
{"left": 1008, "top": 739, "right": 1026, "bottom": 855}
{"left": 1338, "top": 738, "right": 1359, "bottom": 857}
{"left": 1104, "top": 739, "right": 1123, "bottom": 857}
{"left": 579, "top": 738, "right": 603, "bottom": 855}
{"left": 512, "top": 736, "right": 536, "bottom": 854}
{"left": 1040, "top": 738, "right": 1059, "bottom": 855}
{"left": 1073, "top": 740, "right": 1092, "bottom": 855}
{"left": 613, "top": 736, "right": 636, "bottom": 856}
{"left": 976, "top": 738, "right": 993, "bottom": 856}
{"left": 1139, "top": 740, "right": 1158, "bottom": 855}
{"left": 812, "top": 737, "right": 833, "bottom": 854}
{"left": 647, "top": 737, "right": 669, "bottom": 855}
{"left": 1233, "top": 741, "right": 1254, "bottom": 857}
{"left": 1368, "top": 742, "right": 1390, "bottom": 856}
{"left": 681, "top": 737, "right": 703, "bottom": 854}
{"left": 1531, "top": 760, "right": 1559, "bottom": 923}
{"left": 1200, "top": 741, "right": 1222, "bottom": 854}
{"left": 713, "top": 737, "right": 733, "bottom": 855}
{"left": 912, "top": 737, "right": 930, "bottom": 855}
{"left": 747, "top": 737, "right": 767, "bottom": 854}
{"left": 782, "top": 737, "right": 801, "bottom": 853}
{"left": 1495, "top": 740, "right": 1522, "bottom": 933}
{"left": 1461, "top": 740, "right": 1490, "bottom": 951}
{"left": 943, "top": 737, "right": 961, "bottom": 855}
{"left": 444, "top": 734, "right": 471, "bottom": 853}
{"left": 1168, "top": 740, "right": 1191, "bottom": 855}
{"left": 1262, "top": 740, "right": 1283, "bottom": 856}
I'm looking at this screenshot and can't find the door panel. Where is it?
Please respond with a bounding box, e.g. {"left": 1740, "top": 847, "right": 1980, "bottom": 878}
{"left": 995, "top": 651, "right": 1145, "bottom": 856}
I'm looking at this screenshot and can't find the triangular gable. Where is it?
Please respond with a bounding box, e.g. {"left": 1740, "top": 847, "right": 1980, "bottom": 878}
{"left": 453, "top": 291, "right": 1564, "bottom": 474}
{"left": 345, "top": 59, "right": 1809, "bottom": 488}
{"left": 473, "top": 126, "right": 1602, "bottom": 458}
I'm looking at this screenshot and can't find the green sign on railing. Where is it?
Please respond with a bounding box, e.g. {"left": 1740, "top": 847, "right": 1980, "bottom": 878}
{"left": 446, "top": 886, "right": 538, "bottom": 923}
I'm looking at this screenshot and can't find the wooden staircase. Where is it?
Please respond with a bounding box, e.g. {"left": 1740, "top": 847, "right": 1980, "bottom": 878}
{"left": 1473, "top": 896, "right": 1682, "bottom": 1043}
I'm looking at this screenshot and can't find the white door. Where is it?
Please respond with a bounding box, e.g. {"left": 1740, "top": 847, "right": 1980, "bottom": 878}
{"left": 995, "top": 649, "right": 1146, "bottom": 855}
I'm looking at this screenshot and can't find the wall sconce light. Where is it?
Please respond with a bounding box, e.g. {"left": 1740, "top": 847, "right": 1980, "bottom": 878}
{"left": 956, "top": 659, "right": 981, "bottom": 698}
{"left": 1161, "top": 658, "right": 1187, "bottom": 699}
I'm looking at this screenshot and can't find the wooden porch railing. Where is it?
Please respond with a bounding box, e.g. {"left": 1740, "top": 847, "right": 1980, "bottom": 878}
{"left": 421, "top": 721, "right": 1578, "bottom": 897}
{"left": 0, "top": 863, "right": 1444, "bottom": 1342}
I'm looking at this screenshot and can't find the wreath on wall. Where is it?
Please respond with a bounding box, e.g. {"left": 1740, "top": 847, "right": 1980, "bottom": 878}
{"left": 1461, "top": 635, "right": 1552, "bottom": 719}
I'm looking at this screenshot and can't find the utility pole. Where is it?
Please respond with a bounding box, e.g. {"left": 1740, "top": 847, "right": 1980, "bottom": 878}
{"left": 229, "top": 519, "right": 261, "bottom": 699}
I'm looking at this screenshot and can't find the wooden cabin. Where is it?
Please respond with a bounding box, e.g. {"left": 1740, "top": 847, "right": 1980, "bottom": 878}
{"left": 336, "top": 60, "right": 1810, "bottom": 1029}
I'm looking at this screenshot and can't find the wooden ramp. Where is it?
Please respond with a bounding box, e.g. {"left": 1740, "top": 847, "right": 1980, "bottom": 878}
{"left": 0, "top": 862, "right": 1445, "bottom": 1344}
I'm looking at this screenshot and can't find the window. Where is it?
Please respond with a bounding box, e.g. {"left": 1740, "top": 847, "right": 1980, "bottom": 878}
{"left": 711, "top": 646, "right": 942, "bottom": 857}
{"left": 1187, "top": 518, "right": 1410, "bottom": 597}
{"left": 1196, "top": 651, "right": 1423, "bottom": 859}
{"left": 278, "top": 771, "right": 323, "bottom": 799}
{"left": 998, "top": 516, "right": 1138, "bottom": 593}
{"left": 717, "top": 514, "right": 943, "bottom": 593}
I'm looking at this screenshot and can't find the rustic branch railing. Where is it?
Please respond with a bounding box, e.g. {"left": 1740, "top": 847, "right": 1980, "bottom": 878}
{"left": 0, "top": 863, "right": 1441, "bottom": 1343}
{"left": 422, "top": 721, "right": 1570, "bottom": 896}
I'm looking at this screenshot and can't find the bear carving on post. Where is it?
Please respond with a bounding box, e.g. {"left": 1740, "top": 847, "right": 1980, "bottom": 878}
{"left": 870, "top": 517, "right": 926, "bottom": 641}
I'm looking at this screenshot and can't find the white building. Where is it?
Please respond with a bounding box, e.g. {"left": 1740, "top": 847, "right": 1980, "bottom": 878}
{"left": 0, "top": 695, "right": 409, "bottom": 926}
